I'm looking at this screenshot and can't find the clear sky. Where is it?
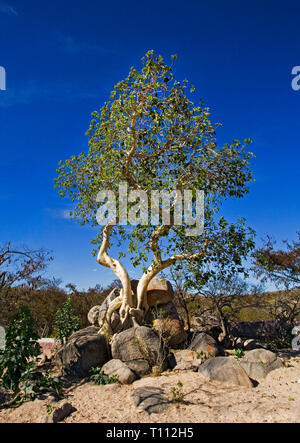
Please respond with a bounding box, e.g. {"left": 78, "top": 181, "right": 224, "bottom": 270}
{"left": 0, "top": 0, "right": 299, "bottom": 290}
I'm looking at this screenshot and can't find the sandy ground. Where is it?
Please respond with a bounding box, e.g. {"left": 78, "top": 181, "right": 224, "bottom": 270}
{"left": 1, "top": 351, "right": 300, "bottom": 423}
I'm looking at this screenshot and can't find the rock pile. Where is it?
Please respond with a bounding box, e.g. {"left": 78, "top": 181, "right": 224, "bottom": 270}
{"left": 53, "top": 278, "right": 287, "bottom": 392}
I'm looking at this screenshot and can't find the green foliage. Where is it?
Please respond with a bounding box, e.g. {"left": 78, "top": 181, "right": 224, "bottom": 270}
{"left": 233, "top": 348, "right": 245, "bottom": 360}
{"left": 88, "top": 367, "right": 119, "bottom": 385}
{"left": 197, "top": 350, "right": 208, "bottom": 360}
{"left": 0, "top": 306, "right": 62, "bottom": 404}
{"left": 0, "top": 306, "right": 40, "bottom": 391}
{"left": 170, "top": 380, "right": 184, "bottom": 403}
{"left": 53, "top": 296, "right": 81, "bottom": 343}
{"left": 37, "top": 369, "right": 62, "bottom": 396}
{"left": 13, "top": 368, "right": 62, "bottom": 405}
{"left": 46, "top": 403, "right": 54, "bottom": 415}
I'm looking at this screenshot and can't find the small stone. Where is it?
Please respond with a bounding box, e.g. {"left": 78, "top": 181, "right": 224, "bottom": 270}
{"left": 198, "top": 356, "right": 253, "bottom": 388}
{"left": 132, "top": 386, "right": 169, "bottom": 414}
{"left": 101, "top": 359, "right": 137, "bottom": 384}
{"left": 46, "top": 401, "right": 74, "bottom": 423}
{"left": 240, "top": 349, "right": 284, "bottom": 381}
{"left": 189, "top": 332, "right": 221, "bottom": 357}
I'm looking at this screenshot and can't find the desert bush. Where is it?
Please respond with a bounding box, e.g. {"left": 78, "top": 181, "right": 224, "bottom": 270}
{"left": 0, "top": 306, "right": 41, "bottom": 391}
{"left": 53, "top": 297, "right": 81, "bottom": 343}
{"left": 0, "top": 306, "right": 62, "bottom": 404}
{"left": 170, "top": 381, "right": 184, "bottom": 403}
{"left": 15, "top": 368, "right": 62, "bottom": 404}
{"left": 88, "top": 367, "right": 119, "bottom": 385}
{"left": 233, "top": 348, "right": 245, "bottom": 360}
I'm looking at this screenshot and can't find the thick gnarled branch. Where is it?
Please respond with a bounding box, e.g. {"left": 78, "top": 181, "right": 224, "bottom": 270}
{"left": 97, "top": 222, "right": 133, "bottom": 326}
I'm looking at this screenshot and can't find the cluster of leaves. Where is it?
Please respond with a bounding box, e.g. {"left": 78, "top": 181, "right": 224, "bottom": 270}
{"left": 197, "top": 350, "right": 209, "bottom": 360}
{"left": 170, "top": 381, "right": 184, "bottom": 403}
{"left": 14, "top": 368, "right": 62, "bottom": 404}
{"left": 0, "top": 306, "right": 62, "bottom": 404}
{"left": 265, "top": 330, "right": 294, "bottom": 350}
{"left": 88, "top": 367, "right": 119, "bottom": 385}
{"left": 0, "top": 306, "right": 41, "bottom": 391}
{"left": 233, "top": 348, "right": 245, "bottom": 360}
{"left": 53, "top": 296, "right": 81, "bottom": 343}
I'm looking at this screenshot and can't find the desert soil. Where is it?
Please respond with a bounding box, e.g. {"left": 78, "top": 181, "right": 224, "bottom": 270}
{"left": 1, "top": 350, "right": 300, "bottom": 423}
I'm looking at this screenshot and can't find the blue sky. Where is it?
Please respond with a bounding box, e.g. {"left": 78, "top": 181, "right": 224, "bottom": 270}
{"left": 0, "top": 0, "right": 299, "bottom": 290}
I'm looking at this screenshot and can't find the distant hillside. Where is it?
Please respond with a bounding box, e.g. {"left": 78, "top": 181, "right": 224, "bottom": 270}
{"left": 0, "top": 285, "right": 111, "bottom": 337}
{"left": 174, "top": 287, "right": 300, "bottom": 325}
{"left": 0, "top": 284, "right": 299, "bottom": 339}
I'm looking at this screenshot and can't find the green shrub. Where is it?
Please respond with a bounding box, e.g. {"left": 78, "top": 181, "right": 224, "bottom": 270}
{"left": 170, "top": 381, "right": 184, "bottom": 403}
{"left": 53, "top": 296, "right": 81, "bottom": 343}
{"left": 89, "top": 367, "right": 119, "bottom": 385}
{"left": 0, "top": 306, "right": 40, "bottom": 391}
{"left": 14, "top": 368, "right": 63, "bottom": 404}
{"left": 0, "top": 306, "right": 63, "bottom": 404}
{"left": 233, "top": 348, "right": 245, "bottom": 360}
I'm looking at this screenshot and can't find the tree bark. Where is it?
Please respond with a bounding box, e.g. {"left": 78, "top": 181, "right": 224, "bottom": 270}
{"left": 97, "top": 222, "right": 133, "bottom": 326}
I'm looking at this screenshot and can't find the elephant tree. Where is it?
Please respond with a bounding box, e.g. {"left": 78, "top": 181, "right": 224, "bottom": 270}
{"left": 54, "top": 50, "right": 255, "bottom": 335}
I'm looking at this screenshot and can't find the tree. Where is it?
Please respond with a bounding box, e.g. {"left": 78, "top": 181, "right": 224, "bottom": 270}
{"left": 168, "top": 267, "right": 198, "bottom": 334}
{"left": 0, "top": 243, "right": 53, "bottom": 289}
{"left": 254, "top": 232, "right": 300, "bottom": 343}
{"left": 194, "top": 275, "right": 261, "bottom": 343}
{"left": 254, "top": 231, "right": 300, "bottom": 289}
{"left": 54, "top": 50, "right": 255, "bottom": 336}
{"left": 65, "top": 283, "right": 78, "bottom": 294}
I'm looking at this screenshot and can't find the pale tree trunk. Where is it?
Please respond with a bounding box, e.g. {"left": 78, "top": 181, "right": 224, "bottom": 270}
{"left": 216, "top": 304, "right": 228, "bottom": 343}
{"left": 133, "top": 251, "right": 209, "bottom": 321}
{"left": 97, "top": 222, "right": 134, "bottom": 328}
{"left": 130, "top": 263, "right": 165, "bottom": 321}
{"left": 96, "top": 220, "right": 208, "bottom": 333}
